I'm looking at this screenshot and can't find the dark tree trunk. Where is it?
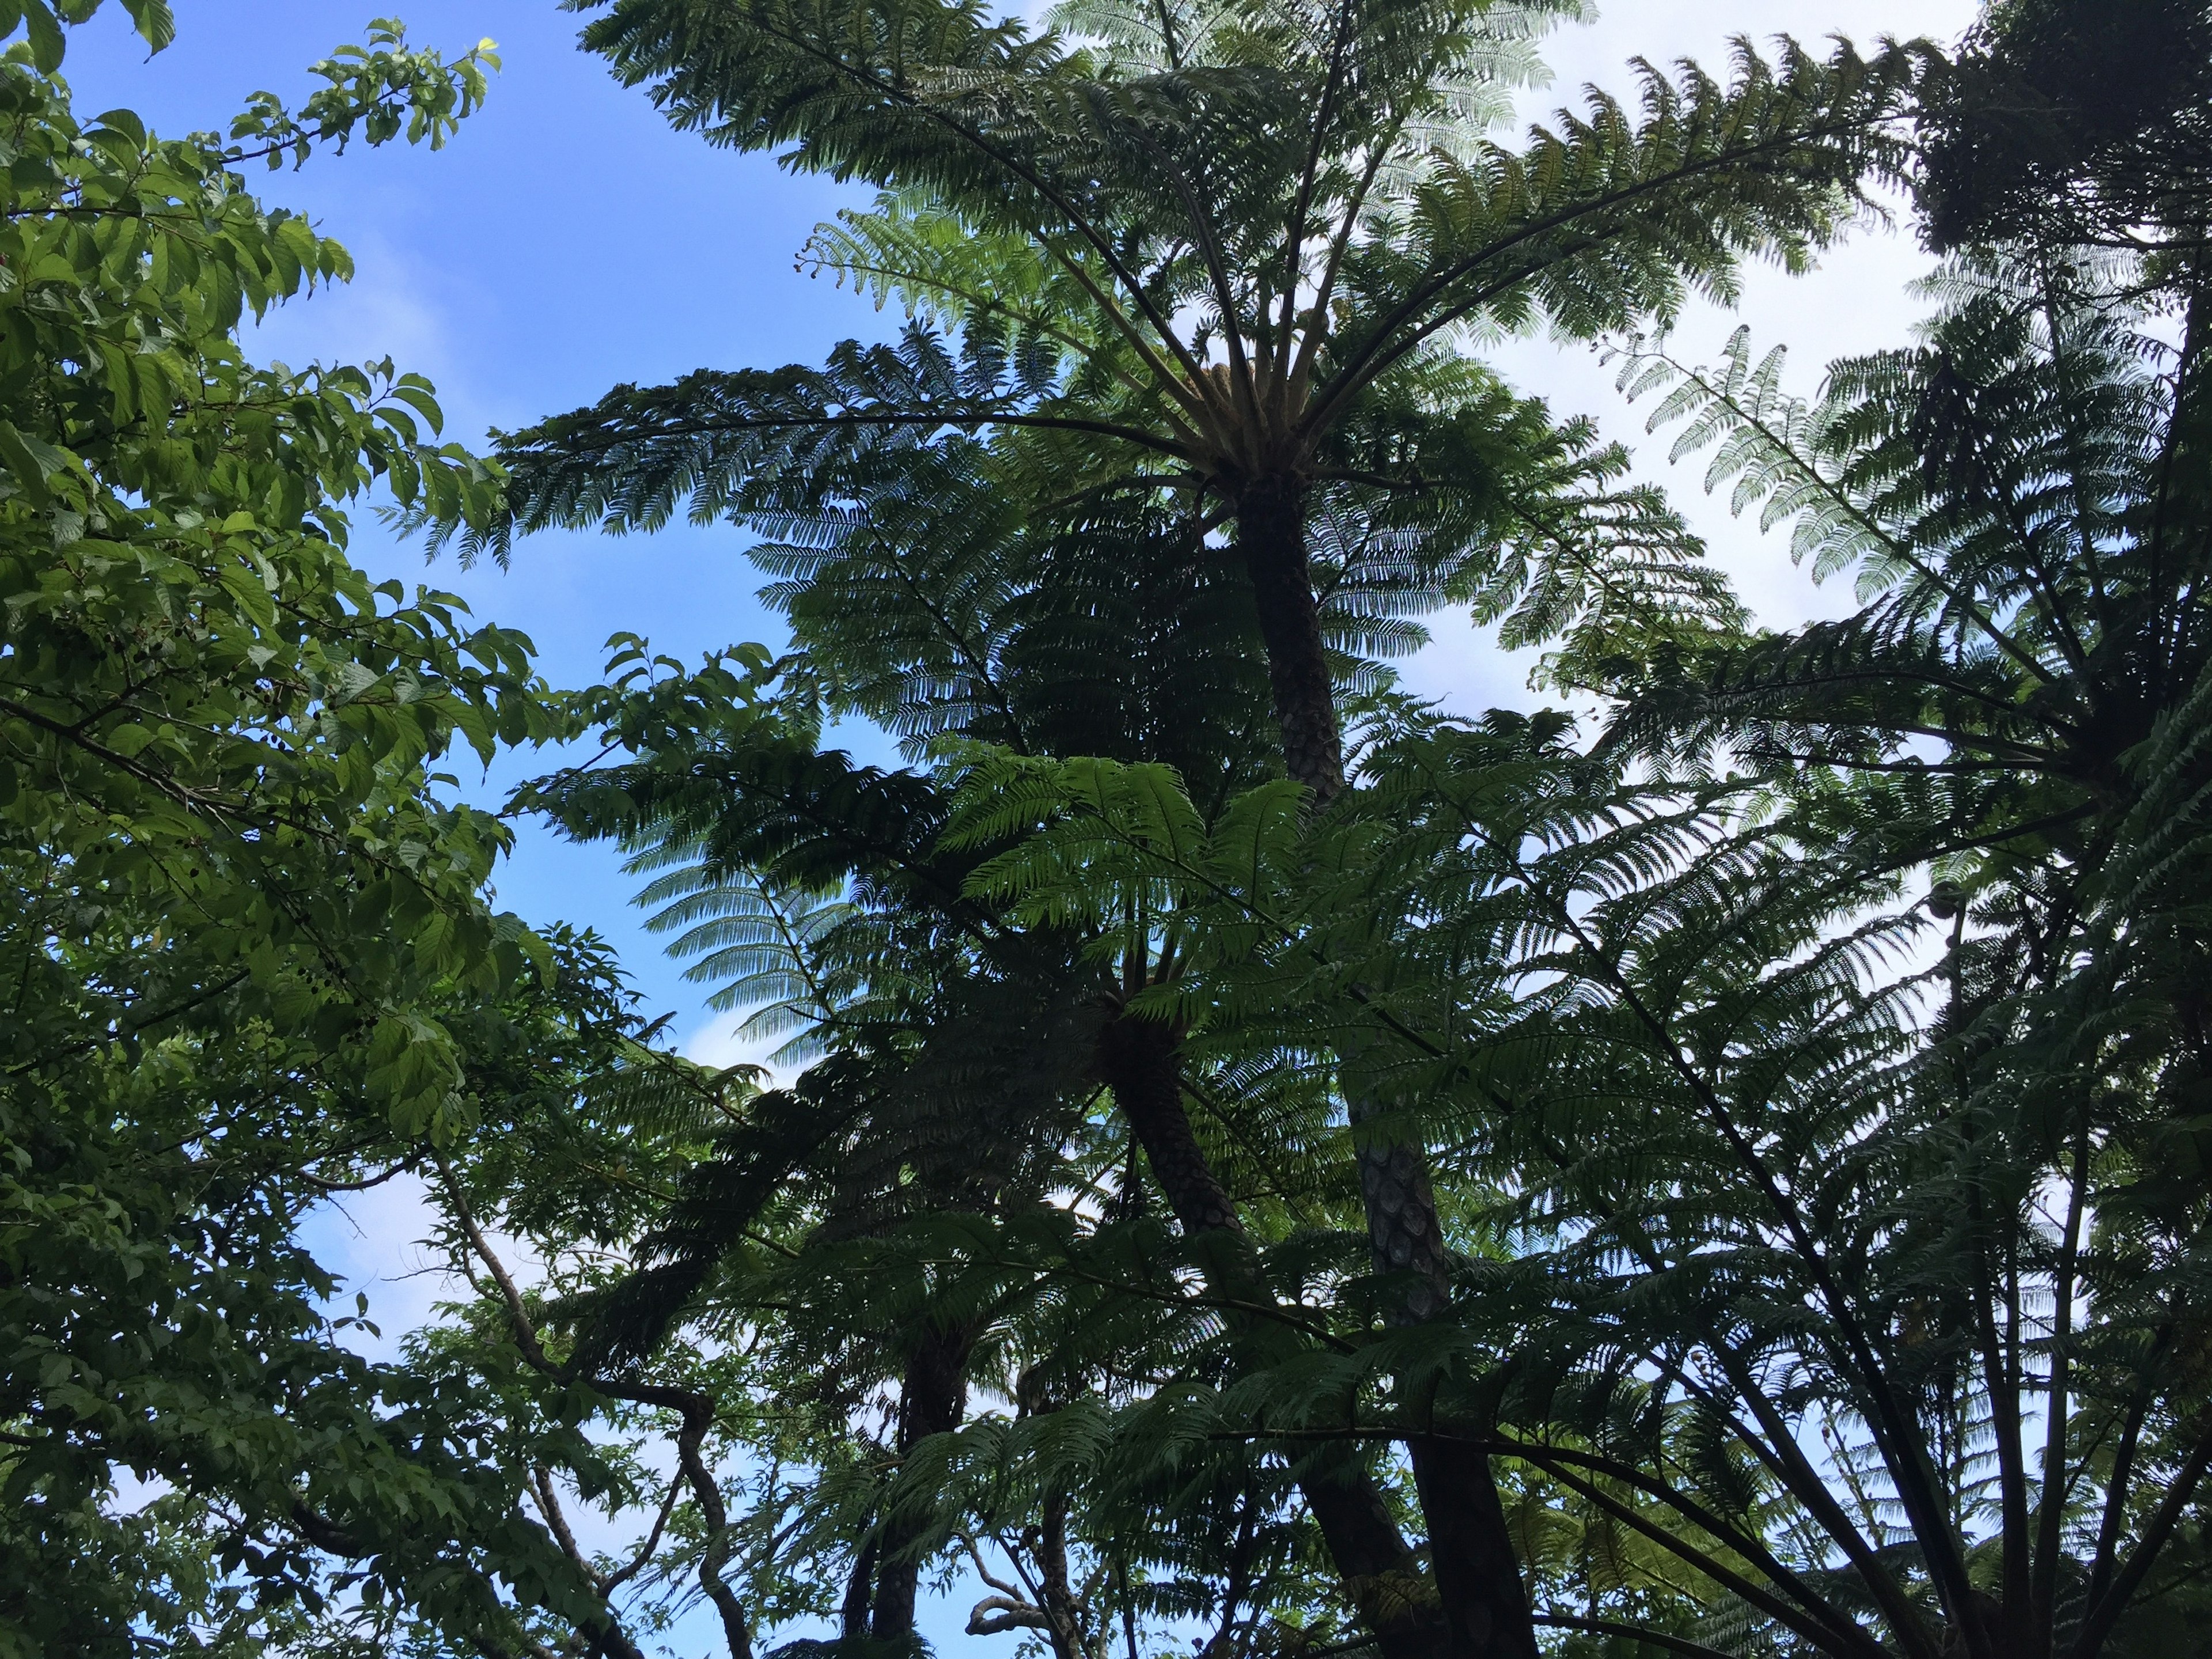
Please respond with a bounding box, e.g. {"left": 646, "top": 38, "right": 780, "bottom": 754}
{"left": 1233, "top": 478, "right": 1539, "bottom": 1659}
{"left": 1238, "top": 480, "right": 1347, "bottom": 805}
{"left": 1094, "top": 1010, "right": 1446, "bottom": 1659}
{"left": 1096, "top": 1013, "right": 1240, "bottom": 1236}
{"left": 1351, "top": 1110, "right": 1454, "bottom": 1321}
{"left": 841, "top": 1532, "right": 878, "bottom": 1642}
{"left": 1036, "top": 1487, "right": 1090, "bottom": 1659}
{"left": 1414, "top": 1438, "right": 1539, "bottom": 1659}
{"left": 870, "top": 1325, "right": 972, "bottom": 1642}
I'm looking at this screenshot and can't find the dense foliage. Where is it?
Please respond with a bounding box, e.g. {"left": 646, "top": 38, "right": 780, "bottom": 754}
{"left": 6, "top": 1, "right": 2210, "bottom": 1658}
{"left": 0, "top": 9, "right": 706, "bottom": 1656}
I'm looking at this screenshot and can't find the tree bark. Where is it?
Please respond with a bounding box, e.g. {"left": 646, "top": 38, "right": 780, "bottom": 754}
{"left": 871, "top": 1325, "right": 972, "bottom": 1641}
{"left": 1238, "top": 481, "right": 1347, "bottom": 805}
{"left": 1094, "top": 1010, "right": 1445, "bottom": 1659}
{"left": 1233, "top": 479, "right": 1539, "bottom": 1659}
{"left": 1036, "top": 1487, "right": 1091, "bottom": 1659}
{"left": 841, "top": 1532, "right": 878, "bottom": 1642}
{"left": 1414, "top": 1437, "right": 1539, "bottom": 1659}
{"left": 1096, "top": 1012, "right": 1241, "bottom": 1236}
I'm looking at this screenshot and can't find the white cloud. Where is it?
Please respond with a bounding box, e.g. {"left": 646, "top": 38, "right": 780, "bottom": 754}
{"left": 299, "top": 1172, "right": 450, "bottom": 1359}
{"left": 680, "top": 1010, "right": 797, "bottom": 1086}
{"left": 300, "top": 1169, "right": 552, "bottom": 1362}
{"left": 1401, "top": 0, "right": 1984, "bottom": 721}
{"left": 245, "top": 229, "right": 460, "bottom": 387}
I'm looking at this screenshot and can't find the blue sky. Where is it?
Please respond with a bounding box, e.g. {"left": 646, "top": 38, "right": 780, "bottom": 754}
{"left": 66, "top": 0, "right": 913, "bottom": 1034}
{"left": 67, "top": 1, "right": 1977, "bottom": 1647}
{"left": 65, "top": 0, "right": 1976, "bottom": 1044}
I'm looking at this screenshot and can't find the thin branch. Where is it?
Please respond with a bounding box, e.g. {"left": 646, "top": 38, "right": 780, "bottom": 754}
{"left": 1273, "top": 0, "right": 1356, "bottom": 372}
{"left": 601, "top": 1472, "right": 684, "bottom": 1596}
{"left": 531, "top": 1464, "right": 600, "bottom": 1589}
{"left": 518, "top": 408, "right": 1194, "bottom": 471}
{"left": 431, "top": 1160, "right": 743, "bottom": 1658}
{"left": 4, "top": 967, "right": 252, "bottom": 1075}
{"left": 1307, "top": 107, "right": 1905, "bottom": 425}
{"left": 1532, "top": 1613, "right": 1739, "bottom": 1659}
{"left": 749, "top": 13, "right": 1217, "bottom": 394}
{"left": 1493, "top": 1440, "right": 1880, "bottom": 1656}
{"left": 2070, "top": 1425, "right": 2212, "bottom": 1659}
{"left": 1206, "top": 1423, "right": 1873, "bottom": 1659}
{"left": 1121, "top": 121, "right": 1257, "bottom": 428}
{"left": 2031, "top": 1120, "right": 2093, "bottom": 1628}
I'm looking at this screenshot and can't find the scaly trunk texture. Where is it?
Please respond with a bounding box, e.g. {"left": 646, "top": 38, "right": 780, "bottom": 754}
{"left": 1414, "top": 1438, "right": 1539, "bottom": 1659}
{"left": 870, "top": 1325, "right": 972, "bottom": 1641}
{"left": 1234, "top": 480, "right": 1539, "bottom": 1659}
{"left": 1096, "top": 1012, "right": 1241, "bottom": 1236}
{"left": 1094, "top": 1010, "right": 1447, "bottom": 1659}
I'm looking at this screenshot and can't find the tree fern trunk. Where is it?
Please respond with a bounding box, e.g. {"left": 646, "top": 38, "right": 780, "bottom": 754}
{"left": 1240, "top": 481, "right": 1347, "bottom": 805}
{"left": 841, "top": 1532, "right": 878, "bottom": 1643}
{"left": 1096, "top": 1012, "right": 1241, "bottom": 1235}
{"left": 872, "top": 1326, "right": 972, "bottom": 1641}
{"left": 1235, "top": 480, "right": 1539, "bottom": 1659}
{"left": 1414, "top": 1440, "right": 1539, "bottom": 1659}
{"left": 1095, "top": 1010, "right": 1446, "bottom": 1659}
